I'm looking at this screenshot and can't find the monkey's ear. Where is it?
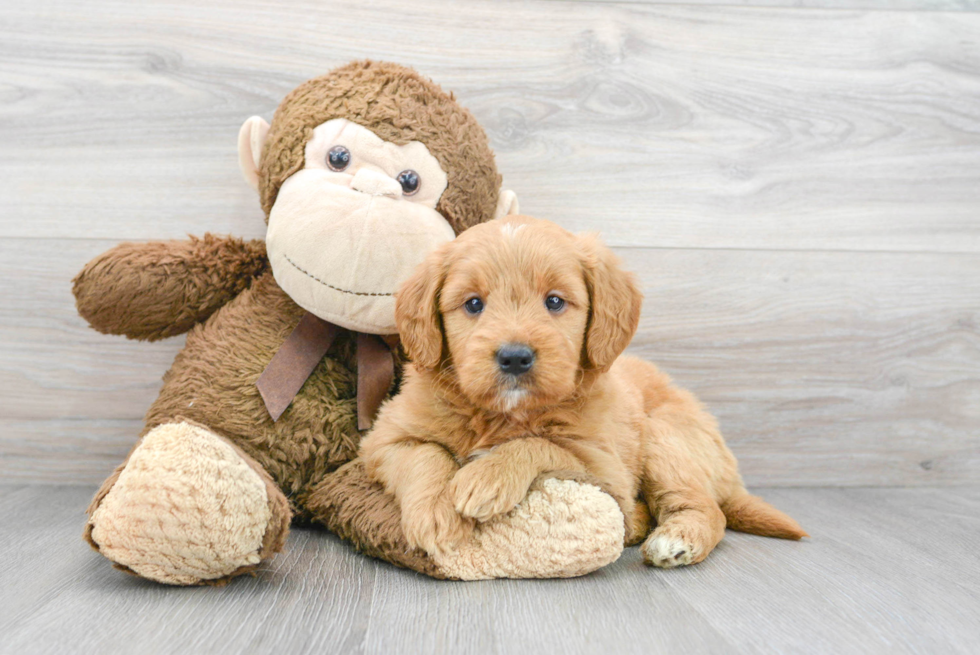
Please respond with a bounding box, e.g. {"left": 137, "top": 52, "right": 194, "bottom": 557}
{"left": 394, "top": 247, "right": 447, "bottom": 370}
{"left": 578, "top": 234, "right": 643, "bottom": 372}
{"left": 493, "top": 190, "right": 520, "bottom": 220}
{"left": 237, "top": 116, "right": 271, "bottom": 191}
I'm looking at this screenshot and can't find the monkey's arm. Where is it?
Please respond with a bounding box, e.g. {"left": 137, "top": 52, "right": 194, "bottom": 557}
{"left": 304, "top": 459, "right": 627, "bottom": 580}
{"left": 72, "top": 234, "right": 268, "bottom": 341}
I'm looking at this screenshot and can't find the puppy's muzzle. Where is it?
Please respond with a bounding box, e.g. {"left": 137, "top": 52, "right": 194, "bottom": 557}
{"left": 496, "top": 343, "right": 535, "bottom": 376}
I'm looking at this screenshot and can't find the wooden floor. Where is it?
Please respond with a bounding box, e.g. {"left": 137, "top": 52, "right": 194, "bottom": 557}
{"left": 2, "top": 0, "right": 979, "bottom": 653}
{"left": 1, "top": 484, "right": 977, "bottom": 655}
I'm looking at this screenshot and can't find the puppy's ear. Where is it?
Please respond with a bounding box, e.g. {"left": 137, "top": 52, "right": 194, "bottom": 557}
{"left": 578, "top": 234, "right": 643, "bottom": 372}
{"left": 395, "top": 246, "right": 447, "bottom": 370}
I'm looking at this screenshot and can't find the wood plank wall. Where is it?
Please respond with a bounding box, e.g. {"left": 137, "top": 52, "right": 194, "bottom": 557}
{"left": 1, "top": 0, "right": 978, "bottom": 485}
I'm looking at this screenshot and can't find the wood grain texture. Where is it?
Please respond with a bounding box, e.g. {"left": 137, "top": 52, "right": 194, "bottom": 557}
{"left": 2, "top": 485, "right": 978, "bottom": 654}
{"left": 622, "top": 247, "right": 980, "bottom": 486}
{"left": 3, "top": 238, "right": 976, "bottom": 486}
{"left": 1, "top": 0, "right": 979, "bottom": 251}
{"left": 566, "top": 0, "right": 980, "bottom": 11}
{"left": 2, "top": 0, "right": 979, "bottom": 487}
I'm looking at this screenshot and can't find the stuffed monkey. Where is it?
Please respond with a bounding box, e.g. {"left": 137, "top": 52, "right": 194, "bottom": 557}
{"left": 74, "top": 61, "right": 627, "bottom": 584}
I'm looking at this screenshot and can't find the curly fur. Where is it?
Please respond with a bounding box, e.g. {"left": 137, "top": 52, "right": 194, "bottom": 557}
{"left": 76, "top": 61, "right": 504, "bottom": 581}
{"left": 259, "top": 60, "right": 501, "bottom": 233}
{"left": 73, "top": 235, "right": 268, "bottom": 341}
{"left": 361, "top": 216, "right": 807, "bottom": 566}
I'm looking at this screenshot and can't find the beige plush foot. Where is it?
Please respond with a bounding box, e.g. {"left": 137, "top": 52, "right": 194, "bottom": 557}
{"left": 433, "top": 477, "right": 625, "bottom": 580}
{"left": 86, "top": 421, "right": 290, "bottom": 585}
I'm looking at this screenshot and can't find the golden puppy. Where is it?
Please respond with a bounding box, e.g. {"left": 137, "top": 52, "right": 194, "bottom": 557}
{"left": 360, "top": 216, "right": 807, "bottom": 567}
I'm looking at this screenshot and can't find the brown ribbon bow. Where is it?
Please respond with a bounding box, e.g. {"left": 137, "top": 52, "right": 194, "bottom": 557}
{"left": 256, "top": 312, "right": 398, "bottom": 430}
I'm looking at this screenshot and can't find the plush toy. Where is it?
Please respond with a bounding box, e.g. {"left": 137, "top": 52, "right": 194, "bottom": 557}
{"left": 73, "top": 60, "right": 627, "bottom": 584}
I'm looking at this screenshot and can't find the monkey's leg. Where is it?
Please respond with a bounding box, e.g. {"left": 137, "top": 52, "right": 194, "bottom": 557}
{"left": 303, "top": 459, "right": 626, "bottom": 580}
{"left": 85, "top": 421, "right": 291, "bottom": 585}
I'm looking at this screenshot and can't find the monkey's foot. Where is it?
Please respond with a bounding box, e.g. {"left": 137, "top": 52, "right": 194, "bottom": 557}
{"left": 305, "top": 462, "right": 623, "bottom": 580}
{"left": 86, "top": 421, "right": 290, "bottom": 585}
{"left": 434, "top": 474, "right": 625, "bottom": 580}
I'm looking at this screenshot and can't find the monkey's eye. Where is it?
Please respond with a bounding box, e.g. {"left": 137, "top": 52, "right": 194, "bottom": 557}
{"left": 545, "top": 296, "right": 565, "bottom": 313}
{"left": 327, "top": 146, "right": 351, "bottom": 171}
{"left": 397, "top": 170, "right": 421, "bottom": 196}
{"left": 463, "top": 297, "right": 485, "bottom": 315}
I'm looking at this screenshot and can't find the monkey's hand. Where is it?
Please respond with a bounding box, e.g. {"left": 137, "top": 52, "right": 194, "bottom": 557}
{"left": 73, "top": 234, "right": 267, "bottom": 341}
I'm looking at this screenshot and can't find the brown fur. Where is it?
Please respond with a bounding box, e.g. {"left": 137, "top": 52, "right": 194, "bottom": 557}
{"left": 303, "top": 459, "right": 450, "bottom": 579}
{"left": 74, "top": 61, "right": 505, "bottom": 581}
{"left": 259, "top": 60, "right": 501, "bottom": 233}
{"left": 360, "top": 216, "right": 807, "bottom": 564}
{"left": 73, "top": 234, "right": 268, "bottom": 341}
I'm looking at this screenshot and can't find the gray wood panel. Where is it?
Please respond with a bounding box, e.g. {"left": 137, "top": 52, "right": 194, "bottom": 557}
{"left": 0, "top": 419, "right": 144, "bottom": 483}
{"left": 2, "top": 1, "right": 979, "bottom": 252}
{"left": 570, "top": 0, "right": 980, "bottom": 10}
{"left": 2, "top": 485, "right": 978, "bottom": 654}
{"left": 2, "top": 0, "right": 979, "bottom": 486}
{"left": 3, "top": 238, "right": 977, "bottom": 486}
{"left": 623, "top": 246, "right": 980, "bottom": 487}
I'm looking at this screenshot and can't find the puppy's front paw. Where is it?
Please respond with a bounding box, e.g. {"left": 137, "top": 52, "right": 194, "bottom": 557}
{"left": 401, "top": 494, "right": 474, "bottom": 557}
{"left": 449, "top": 457, "right": 530, "bottom": 522}
{"left": 641, "top": 523, "right": 712, "bottom": 569}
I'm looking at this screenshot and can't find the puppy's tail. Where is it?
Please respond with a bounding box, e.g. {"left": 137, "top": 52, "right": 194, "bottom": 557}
{"left": 721, "top": 492, "right": 809, "bottom": 540}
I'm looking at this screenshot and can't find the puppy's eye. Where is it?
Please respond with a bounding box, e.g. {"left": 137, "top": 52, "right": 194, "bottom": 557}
{"left": 397, "top": 170, "right": 421, "bottom": 196}
{"left": 327, "top": 146, "right": 351, "bottom": 171}
{"left": 545, "top": 296, "right": 565, "bottom": 312}
{"left": 463, "top": 297, "right": 485, "bottom": 315}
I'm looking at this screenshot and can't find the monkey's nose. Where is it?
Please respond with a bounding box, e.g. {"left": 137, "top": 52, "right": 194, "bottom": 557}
{"left": 350, "top": 168, "right": 403, "bottom": 198}
{"left": 496, "top": 344, "right": 535, "bottom": 376}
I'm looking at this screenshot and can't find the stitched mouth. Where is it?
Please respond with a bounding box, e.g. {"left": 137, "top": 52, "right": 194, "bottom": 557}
{"left": 284, "top": 254, "right": 394, "bottom": 298}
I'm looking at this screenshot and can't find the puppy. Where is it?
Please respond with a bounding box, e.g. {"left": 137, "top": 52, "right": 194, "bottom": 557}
{"left": 360, "top": 216, "right": 807, "bottom": 567}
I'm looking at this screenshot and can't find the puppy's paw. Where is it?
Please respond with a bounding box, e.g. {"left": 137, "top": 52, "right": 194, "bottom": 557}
{"left": 402, "top": 493, "right": 474, "bottom": 557}
{"left": 641, "top": 523, "right": 711, "bottom": 569}
{"left": 450, "top": 457, "right": 530, "bottom": 522}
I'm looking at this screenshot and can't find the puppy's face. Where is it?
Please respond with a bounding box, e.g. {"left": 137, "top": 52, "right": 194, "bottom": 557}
{"left": 439, "top": 220, "right": 590, "bottom": 411}
{"left": 397, "top": 216, "right": 642, "bottom": 413}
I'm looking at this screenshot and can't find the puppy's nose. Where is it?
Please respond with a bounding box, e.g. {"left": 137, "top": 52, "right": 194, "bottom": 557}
{"left": 496, "top": 344, "right": 535, "bottom": 376}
